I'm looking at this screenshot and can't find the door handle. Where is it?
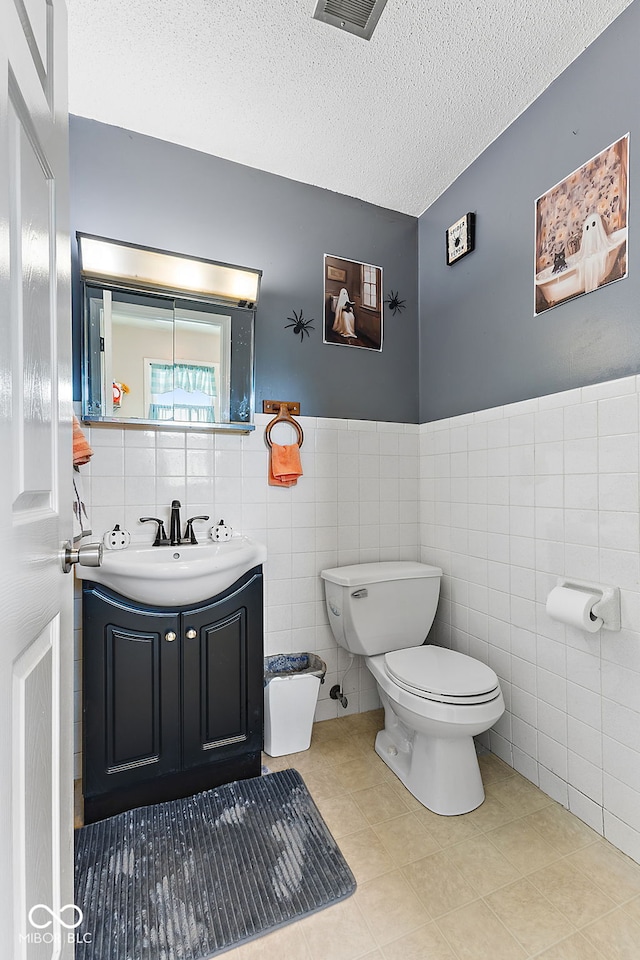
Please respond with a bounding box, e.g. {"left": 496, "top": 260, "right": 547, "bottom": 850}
{"left": 165, "top": 631, "right": 177, "bottom": 642}
{"left": 185, "top": 628, "right": 197, "bottom": 639}
{"left": 61, "top": 540, "right": 103, "bottom": 574}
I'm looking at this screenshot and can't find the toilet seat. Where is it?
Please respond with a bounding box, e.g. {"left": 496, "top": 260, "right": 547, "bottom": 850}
{"left": 384, "top": 646, "right": 500, "bottom": 705}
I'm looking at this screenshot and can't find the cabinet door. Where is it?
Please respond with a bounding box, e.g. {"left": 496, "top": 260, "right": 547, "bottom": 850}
{"left": 182, "top": 570, "right": 263, "bottom": 770}
{"left": 83, "top": 586, "right": 181, "bottom": 798}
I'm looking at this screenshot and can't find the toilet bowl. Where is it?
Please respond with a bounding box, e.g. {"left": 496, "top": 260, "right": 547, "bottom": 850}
{"left": 321, "top": 561, "right": 505, "bottom": 815}
{"left": 367, "top": 646, "right": 504, "bottom": 814}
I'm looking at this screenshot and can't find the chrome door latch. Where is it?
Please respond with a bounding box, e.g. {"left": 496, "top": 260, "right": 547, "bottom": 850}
{"left": 61, "top": 540, "right": 103, "bottom": 574}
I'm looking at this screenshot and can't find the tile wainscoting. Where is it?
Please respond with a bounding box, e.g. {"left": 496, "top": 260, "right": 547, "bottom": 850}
{"left": 73, "top": 376, "right": 640, "bottom": 869}
{"left": 73, "top": 412, "right": 420, "bottom": 778}
{"left": 420, "top": 375, "right": 640, "bottom": 866}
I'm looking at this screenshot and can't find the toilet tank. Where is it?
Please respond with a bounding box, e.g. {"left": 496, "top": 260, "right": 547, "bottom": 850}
{"left": 321, "top": 561, "right": 442, "bottom": 657}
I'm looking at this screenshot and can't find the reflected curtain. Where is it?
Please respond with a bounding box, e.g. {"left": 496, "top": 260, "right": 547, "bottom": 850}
{"left": 150, "top": 362, "right": 216, "bottom": 395}
{"left": 149, "top": 362, "right": 217, "bottom": 421}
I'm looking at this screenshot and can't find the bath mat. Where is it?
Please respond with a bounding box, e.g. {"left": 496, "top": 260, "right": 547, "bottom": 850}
{"left": 74, "top": 769, "right": 355, "bottom": 959}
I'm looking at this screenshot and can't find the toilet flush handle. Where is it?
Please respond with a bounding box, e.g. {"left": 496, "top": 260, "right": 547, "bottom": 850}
{"left": 351, "top": 588, "right": 368, "bottom": 599}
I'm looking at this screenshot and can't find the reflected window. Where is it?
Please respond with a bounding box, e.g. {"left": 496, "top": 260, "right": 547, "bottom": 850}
{"left": 147, "top": 361, "right": 219, "bottom": 422}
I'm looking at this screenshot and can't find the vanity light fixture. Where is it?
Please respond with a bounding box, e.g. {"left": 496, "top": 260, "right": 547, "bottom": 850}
{"left": 77, "top": 234, "right": 262, "bottom": 309}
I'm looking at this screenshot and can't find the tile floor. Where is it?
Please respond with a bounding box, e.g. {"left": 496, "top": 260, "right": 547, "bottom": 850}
{"left": 227, "top": 709, "right": 640, "bottom": 960}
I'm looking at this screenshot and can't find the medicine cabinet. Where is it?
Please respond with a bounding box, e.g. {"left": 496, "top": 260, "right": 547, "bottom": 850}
{"left": 79, "top": 234, "right": 262, "bottom": 432}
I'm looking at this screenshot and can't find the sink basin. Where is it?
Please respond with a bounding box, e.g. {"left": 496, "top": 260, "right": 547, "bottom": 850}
{"left": 75, "top": 536, "right": 267, "bottom": 606}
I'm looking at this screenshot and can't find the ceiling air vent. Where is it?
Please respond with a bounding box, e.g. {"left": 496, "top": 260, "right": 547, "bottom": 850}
{"left": 312, "top": 0, "right": 389, "bottom": 40}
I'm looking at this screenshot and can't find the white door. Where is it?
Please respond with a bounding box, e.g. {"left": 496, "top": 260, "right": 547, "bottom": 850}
{"left": 0, "top": 0, "right": 74, "bottom": 957}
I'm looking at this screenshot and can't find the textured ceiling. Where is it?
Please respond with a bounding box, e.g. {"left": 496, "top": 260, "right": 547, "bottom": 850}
{"left": 67, "top": 0, "right": 633, "bottom": 216}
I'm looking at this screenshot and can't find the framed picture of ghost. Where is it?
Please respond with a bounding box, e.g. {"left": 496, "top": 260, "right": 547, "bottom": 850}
{"left": 323, "top": 254, "right": 383, "bottom": 351}
{"left": 534, "top": 134, "right": 629, "bottom": 315}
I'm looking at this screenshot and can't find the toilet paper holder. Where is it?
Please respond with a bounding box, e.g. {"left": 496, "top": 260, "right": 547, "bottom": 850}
{"left": 550, "top": 578, "right": 621, "bottom": 631}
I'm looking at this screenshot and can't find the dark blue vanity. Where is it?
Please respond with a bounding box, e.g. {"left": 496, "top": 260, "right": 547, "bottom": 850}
{"left": 82, "top": 566, "right": 264, "bottom": 823}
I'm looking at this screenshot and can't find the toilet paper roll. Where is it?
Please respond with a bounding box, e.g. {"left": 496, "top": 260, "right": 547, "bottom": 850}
{"left": 546, "top": 585, "right": 603, "bottom": 632}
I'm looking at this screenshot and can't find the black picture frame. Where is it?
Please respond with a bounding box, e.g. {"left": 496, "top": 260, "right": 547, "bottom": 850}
{"left": 445, "top": 212, "right": 476, "bottom": 266}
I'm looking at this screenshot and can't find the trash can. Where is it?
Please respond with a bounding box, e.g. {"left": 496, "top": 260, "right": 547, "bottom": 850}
{"left": 263, "top": 653, "right": 326, "bottom": 757}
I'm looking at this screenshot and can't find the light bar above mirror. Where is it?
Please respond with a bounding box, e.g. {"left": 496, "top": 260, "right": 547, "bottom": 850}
{"left": 77, "top": 234, "right": 261, "bottom": 309}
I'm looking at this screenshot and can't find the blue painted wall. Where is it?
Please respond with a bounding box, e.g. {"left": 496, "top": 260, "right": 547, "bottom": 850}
{"left": 418, "top": 2, "right": 640, "bottom": 422}
{"left": 70, "top": 118, "right": 419, "bottom": 423}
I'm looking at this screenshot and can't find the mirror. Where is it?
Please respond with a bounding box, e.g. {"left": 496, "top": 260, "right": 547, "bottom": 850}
{"left": 79, "top": 235, "right": 261, "bottom": 431}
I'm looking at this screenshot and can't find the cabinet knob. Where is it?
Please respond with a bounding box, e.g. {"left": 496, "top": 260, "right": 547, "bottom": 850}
{"left": 165, "top": 631, "right": 177, "bottom": 642}
{"left": 185, "top": 628, "right": 197, "bottom": 639}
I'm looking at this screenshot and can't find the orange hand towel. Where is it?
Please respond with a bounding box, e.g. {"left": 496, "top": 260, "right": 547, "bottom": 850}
{"left": 269, "top": 442, "right": 303, "bottom": 487}
{"left": 73, "top": 414, "right": 93, "bottom": 466}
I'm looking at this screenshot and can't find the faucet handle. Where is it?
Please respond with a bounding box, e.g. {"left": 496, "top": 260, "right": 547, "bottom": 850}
{"left": 184, "top": 515, "right": 210, "bottom": 544}
{"left": 140, "top": 516, "right": 169, "bottom": 546}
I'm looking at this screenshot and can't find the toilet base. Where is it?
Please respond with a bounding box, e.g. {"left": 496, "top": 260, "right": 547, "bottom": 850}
{"left": 375, "top": 716, "right": 485, "bottom": 816}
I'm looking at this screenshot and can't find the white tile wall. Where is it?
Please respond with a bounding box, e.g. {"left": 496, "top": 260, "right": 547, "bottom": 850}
{"left": 420, "top": 375, "right": 640, "bottom": 865}
{"left": 73, "top": 375, "right": 640, "bottom": 869}
{"left": 73, "top": 412, "right": 419, "bottom": 777}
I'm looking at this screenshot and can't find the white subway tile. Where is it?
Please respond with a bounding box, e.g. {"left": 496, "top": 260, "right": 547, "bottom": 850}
{"left": 603, "top": 736, "right": 640, "bottom": 793}
{"left": 535, "top": 475, "right": 563, "bottom": 508}
{"left": 510, "top": 536, "right": 536, "bottom": 570}
{"left": 603, "top": 774, "right": 640, "bottom": 833}
{"left": 487, "top": 419, "right": 510, "bottom": 448}
{"left": 487, "top": 476, "right": 509, "bottom": 504}
{"left": 510, "top": 476, "right": 535, "bottom": 507}
{"left": 565, "top": 438, "right": 598, "bottom": 474}
{"left": 539, "top": 766, "right": 569, "bottom": 805}
{"left": 568, "top": 786, "right": 604, "bottom": 834}
{"left": 598, "top": 395, "right": 639, "bottom": 436}
{"left": 510, "top": 506, "right": 535, "bottom": 538}
{"left": 599, "top": 511, "right": 640, "bottom": 552}
{"left": 567, "top": 646, "right": 601, "bottom": 693}
{"left": 509, "top": 444, "right": 535, "bottom": 475}
{"left": 582, "top": 376, "right": 637, "bottom": 401}
{"left": 538, "top": 733, "right": 568, "bottom": 780}
{"left": 568, "top": 715, "right": 601, "bottom": 764}
{"left": 565, "top": 474, "right": 598, "bottom": 510}
{"left": 535, "top": 408, "right": 564, "bottom": 443}
{"left": 536, "top": 506, "right": 564, "bottom": 542}
{"left": 536, "top": 441, "right": 564, "bottom": 475}
{"left": 599, "top": 547, "right": 640, "bottom": 591}
{"left": 568, "top": 752, "right": 602, "bottom": 803}
{"left": 599, "top": 434, "right": 639, "bottom": 474}
{"left": 603, "top": 811, "right": 640, "bottom": 862}
{"left": 564, "top": 542, "right": 600, "bottom": 581}
{"left": 537, "top": 667, "right": 567, "bottom": 710}
{"left": 567, "top": 681, "right": 601, "bottom": 731}
{"left": 564, "top": 401, "right": 598, "bottom": 440}
{"left": 564, "top": 509, "right": 599, "bottom": 547}
{"left": 599, "top": 472, "right": 639, "bottom": 512}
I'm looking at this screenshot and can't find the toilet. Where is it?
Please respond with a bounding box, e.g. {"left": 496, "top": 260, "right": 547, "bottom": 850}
{"left": 320, "top": 561, "right": 505, "bottom": 815}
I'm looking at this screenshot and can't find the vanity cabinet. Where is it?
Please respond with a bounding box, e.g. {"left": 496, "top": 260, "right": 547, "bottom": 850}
{"left": 82, "top": 566, "right": 263, "bottom": 823}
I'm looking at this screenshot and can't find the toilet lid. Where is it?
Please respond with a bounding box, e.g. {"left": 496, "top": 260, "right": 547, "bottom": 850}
{"left": 384, "top": 646, "right": 500, "bottom": 704}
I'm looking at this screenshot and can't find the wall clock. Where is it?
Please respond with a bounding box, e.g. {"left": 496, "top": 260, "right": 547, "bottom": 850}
{"left": 446, "top": 212, "right": 475, "bottom": 265}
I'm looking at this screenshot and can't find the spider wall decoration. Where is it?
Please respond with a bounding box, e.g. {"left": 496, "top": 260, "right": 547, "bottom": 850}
{"left": 384, "top": 290, "right": 406, "bottom": 316}
{"left": 285, "top": 308, "right": 315, "bottom": 342}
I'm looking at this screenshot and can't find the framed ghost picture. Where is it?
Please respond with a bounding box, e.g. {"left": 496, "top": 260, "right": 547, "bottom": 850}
{"left": 323, "top": 254, "right": 383, "bottom": 351}
{"left": 534, "top": 134, "right": 628, "bottom": 315}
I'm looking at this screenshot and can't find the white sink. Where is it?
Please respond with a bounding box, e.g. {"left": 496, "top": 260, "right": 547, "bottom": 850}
{"left": 75, "top": 536, "right": 267, "bottom": 606}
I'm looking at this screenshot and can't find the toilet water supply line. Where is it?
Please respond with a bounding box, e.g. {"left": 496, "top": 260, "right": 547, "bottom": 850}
{"left": 330, "top": 653, "right": 355, "bottom": 709}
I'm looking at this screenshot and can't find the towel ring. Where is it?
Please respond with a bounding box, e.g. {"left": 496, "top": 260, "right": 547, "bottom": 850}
{"left": 264, "top": 403, "right": 304, "bottom": 449}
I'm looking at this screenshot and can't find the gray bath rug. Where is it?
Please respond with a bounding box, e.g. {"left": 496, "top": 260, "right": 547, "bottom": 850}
{"left": 74, "top": 769, "right": 355, "bottom": 959}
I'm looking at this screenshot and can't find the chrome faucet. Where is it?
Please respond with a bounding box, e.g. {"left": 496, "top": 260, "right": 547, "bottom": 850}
{"left": 170, "top": 500, "right": 182, "bottom": 546}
